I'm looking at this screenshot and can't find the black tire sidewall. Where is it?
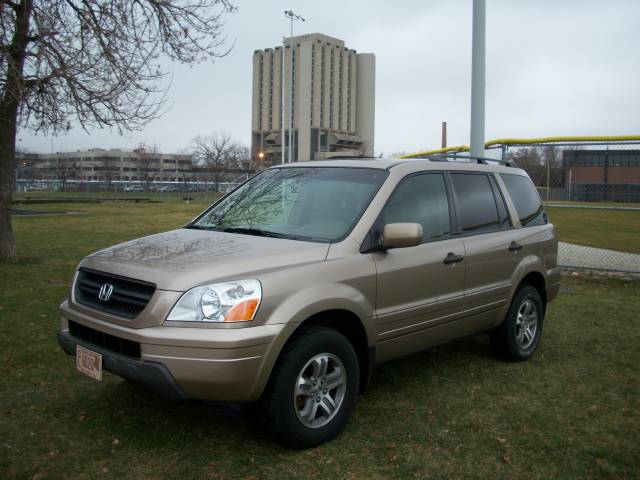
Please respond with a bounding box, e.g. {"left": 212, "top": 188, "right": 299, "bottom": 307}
{"left": 505, "top": 285, "right": 544, "bottom": 361}
{"left": 263, "top": 327, "right": 360, "bottom": 449}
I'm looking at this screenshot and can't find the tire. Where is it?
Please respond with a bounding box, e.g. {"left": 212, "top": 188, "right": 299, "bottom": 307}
{"left": 260, "top": 326, "right": 360, "bottom": 449}
{"left": 491, "top": 284, "right": 544, "bottom": 362}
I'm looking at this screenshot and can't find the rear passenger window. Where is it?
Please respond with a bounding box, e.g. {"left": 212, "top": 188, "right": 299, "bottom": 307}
{"left": 451, "top": 173, "right": 501, "bottom": 234}
{"left": 500, "top": 174, "right": 546, "bottom": 227}
{"left": 384, "top": 173, "right": 450, "bottom": 242}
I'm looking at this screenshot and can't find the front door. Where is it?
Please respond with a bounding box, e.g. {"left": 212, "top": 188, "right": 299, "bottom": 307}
{"left": 372, "top": 172, "right": 467, "bottom": 362}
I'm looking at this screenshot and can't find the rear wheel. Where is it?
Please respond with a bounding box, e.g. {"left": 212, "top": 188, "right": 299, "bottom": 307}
{"left": 261, "top": 326, "right": 359, "bottom": 449}
{"left": 491, "top": 284, "right": 544, "bottom": 361}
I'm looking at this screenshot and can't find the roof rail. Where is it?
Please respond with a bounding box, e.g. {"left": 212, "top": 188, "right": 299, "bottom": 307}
{"left": 409, "top": 153, "right": 515, "bottom": 167}
{"left": 322, "top": 156, "right": 380, "bottom": 160}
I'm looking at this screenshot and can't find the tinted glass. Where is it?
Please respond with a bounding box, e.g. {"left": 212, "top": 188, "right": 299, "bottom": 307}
{"left": 384, "top": 173, "right": 450, "bottom": 242}
{"left": 500, "top": 173, "right": 546, "bottom": 227}
{"left": 451, "top": 173, "right": 500, "bottom": 233}
{"left": 193, "top": 167, "right": 388, "bottom": 242}
{"left": 489, "top": 176, "right": 511, "bottom": 229}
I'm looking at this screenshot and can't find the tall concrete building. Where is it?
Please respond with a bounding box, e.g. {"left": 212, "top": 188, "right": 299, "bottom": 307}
{"left": 251, "top": 33, "right": 375, "bottom": 162}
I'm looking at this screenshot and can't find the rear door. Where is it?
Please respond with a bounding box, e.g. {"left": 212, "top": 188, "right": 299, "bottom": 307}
{"left": 372, "top": 172, "right": 467, "bottom": 361}
{"left": 449, "top": 172, "right": 518, "bottom": 320}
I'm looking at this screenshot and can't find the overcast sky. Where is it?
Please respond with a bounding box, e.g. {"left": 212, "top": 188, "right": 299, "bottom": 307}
{"left": 19, "top": 0, "right": 640, "bottom": 156}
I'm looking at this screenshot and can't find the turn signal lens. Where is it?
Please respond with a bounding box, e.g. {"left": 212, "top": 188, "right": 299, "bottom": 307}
{"left": 225, "top": 298, "right": 260, "bottom": 322}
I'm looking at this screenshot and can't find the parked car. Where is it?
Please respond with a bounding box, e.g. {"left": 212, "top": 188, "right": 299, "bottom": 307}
{"left": 124, "top": 184, "right": 144, "bottom": 192}
{"left": 158, "top": 185, "right": 179, "bottom": 193}
{"left": 58, "top": 156, "right": 560, "bottom": 448}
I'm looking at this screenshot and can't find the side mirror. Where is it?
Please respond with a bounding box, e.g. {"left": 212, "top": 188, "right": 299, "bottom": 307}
{"left": 382, "top": 223, "right": 423, "bottom": 249}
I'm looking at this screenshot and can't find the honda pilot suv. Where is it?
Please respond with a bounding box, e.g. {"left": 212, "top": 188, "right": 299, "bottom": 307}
{"left": 58, "top": 156, "right": 560, "bottom": 448}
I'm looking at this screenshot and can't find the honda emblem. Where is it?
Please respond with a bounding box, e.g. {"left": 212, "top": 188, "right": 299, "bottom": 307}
{"left": 98, "top": 283, "right": 114, "bottom": 302}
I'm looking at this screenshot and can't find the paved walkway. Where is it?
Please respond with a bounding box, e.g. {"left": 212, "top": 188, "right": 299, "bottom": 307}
{"left": 559, "top": 242, "right": 640, "bottom": 273}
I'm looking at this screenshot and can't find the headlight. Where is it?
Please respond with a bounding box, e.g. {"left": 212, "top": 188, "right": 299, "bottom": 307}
{"left": 166, "top": 279, "right": 262, "bottom": 323}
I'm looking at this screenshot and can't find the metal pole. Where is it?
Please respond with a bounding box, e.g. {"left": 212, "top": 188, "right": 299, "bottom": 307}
{"left": 568, "top": 169, "right": 572, "bottom": 201}
{"left": 281, "top": 39, "right": 286, "bottom": 164}
{"left": 283, "top": 10, "right": 305, "bottom": 164}
{"left": 288, "top": 17, "right": 293, "bottom": 163}
{"left": 546, "top": 154, "right": 551, "bottom": 200}
{"left": 469, "top": 0, "right": 486, "bottom": 157}
{"left": 441, "top": 121, "right": 447, "bottom": 148}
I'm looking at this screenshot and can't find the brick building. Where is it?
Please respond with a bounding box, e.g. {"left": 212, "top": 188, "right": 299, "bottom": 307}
{"left": 563, "top": 149, "right": 640, "bottom": 202}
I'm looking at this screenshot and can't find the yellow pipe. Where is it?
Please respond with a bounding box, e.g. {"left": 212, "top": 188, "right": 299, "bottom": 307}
{"left": 400, "top": 145, "right": 469, "bottom": 159}
{"left": 399, "top": 134, "right": 640, "bottom": 159}
{"left": 486, "top": 135, "right": 640, "bottom": 147}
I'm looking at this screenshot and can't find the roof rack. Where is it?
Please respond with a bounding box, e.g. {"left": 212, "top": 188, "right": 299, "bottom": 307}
{"left": 322, "top": 156, "right": 380, "bottom": 160}
{"left": 410, "top": 153, "right": 515, "bottom": 167}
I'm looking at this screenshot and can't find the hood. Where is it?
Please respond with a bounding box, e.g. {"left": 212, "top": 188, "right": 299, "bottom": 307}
{"left": 80, "top": 228, "right": 330, "bottom": 291}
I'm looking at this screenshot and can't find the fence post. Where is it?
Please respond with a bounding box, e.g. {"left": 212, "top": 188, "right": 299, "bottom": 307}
{"left": 546, "top": 153, "right": 551, "bottom": 201}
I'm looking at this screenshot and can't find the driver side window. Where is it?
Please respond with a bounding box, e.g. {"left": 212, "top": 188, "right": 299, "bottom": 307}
{"left": 384, "top": 173, "right": 451, "bottom": 242}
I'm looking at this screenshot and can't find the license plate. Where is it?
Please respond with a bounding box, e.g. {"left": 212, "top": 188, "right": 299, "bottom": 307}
{"left": 76, "top": 345, "right": 102, "bottom": 381}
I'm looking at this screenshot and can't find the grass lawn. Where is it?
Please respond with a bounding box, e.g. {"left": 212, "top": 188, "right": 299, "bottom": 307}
{"left": 1, "top": 202, "right": 639, "bottom": 479}
{"left": 546, "top": 207, "right": 640, "bottom": 254}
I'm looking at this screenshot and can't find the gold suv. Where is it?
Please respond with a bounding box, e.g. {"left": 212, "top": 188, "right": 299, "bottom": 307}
{"left": 58, "top": 156, "right": 560, "bottom": 448}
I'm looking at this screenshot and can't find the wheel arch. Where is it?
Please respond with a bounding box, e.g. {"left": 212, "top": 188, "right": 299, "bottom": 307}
{"left": 517, "top": 270, "right": 547, "bottom": 312}
{"left": 292, "top": 310, "right": 373, "bottom": 394}
{"left": 255, "top": 309, "right": 374, "bottom": 400}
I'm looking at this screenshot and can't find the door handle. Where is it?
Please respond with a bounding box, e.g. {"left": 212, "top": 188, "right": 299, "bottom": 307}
{"left": 509, "top": 241, "right": 524, "bottom": 252}
{"left": 443, "top": 252, "right": 464, "bottom": 265}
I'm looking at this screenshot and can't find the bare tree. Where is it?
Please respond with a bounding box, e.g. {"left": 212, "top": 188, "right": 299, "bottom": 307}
{"left": 509, "top": 146, "right": 565, "bottom": 190}
{"left": 52, "top": 153, "right": 78, "bottom": 192}
{"left": 192, "top": 133, "right": 238, "bottom": 192}
{"left": 231, "top": 145, "right": 256, "bottom": 172}
{"left": 0, "top": 0, "right": 235, "bottom": 262}
{"left": 134, "top": 143, "right": 159, "bottom": 191}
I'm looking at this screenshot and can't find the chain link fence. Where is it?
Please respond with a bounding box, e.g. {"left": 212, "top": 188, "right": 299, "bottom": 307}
{"left": 490, "top": 140, "right": 640, "bottom": 274}
{"left": 491, "top": 140, "right": 640, "bottom": 204}
{"left": 12, "top": 169, "right": 252, "bottom": 204}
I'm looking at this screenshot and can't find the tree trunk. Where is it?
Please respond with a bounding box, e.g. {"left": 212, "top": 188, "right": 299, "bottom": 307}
{"left": 0, "top": 127, "right": 17, "bottom": 263}
{"left": 0, "top": 0, "right": 33, "bottom": 263}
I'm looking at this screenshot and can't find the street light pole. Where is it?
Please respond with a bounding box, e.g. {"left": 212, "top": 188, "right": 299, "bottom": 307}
{"left": 284, "top": 10, "right": 305, "bottom": 163}
{"left": 281, "top": 35, "right": 285, "bottom": 165}
{"left": 469, "top": 0, "right": 486, "bottom": 158}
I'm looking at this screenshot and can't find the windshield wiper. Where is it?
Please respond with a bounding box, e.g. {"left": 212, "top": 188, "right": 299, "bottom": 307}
{"left": 220, "top": 227, "right": 288, "bottom": 238}
{"left": 185, "top": 224, "right": 215, "bottom": 230}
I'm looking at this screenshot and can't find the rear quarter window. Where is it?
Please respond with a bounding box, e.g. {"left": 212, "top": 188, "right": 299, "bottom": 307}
{"left": 500, "top": 173, "right": 547, "bottom": 227}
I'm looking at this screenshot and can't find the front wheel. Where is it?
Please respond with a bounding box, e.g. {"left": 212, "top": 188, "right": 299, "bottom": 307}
{"left": 260, "top": 326, "right": 360, "bottom": 449}
{"left": 491, "top": 284, "right": 544, "bottom": 362}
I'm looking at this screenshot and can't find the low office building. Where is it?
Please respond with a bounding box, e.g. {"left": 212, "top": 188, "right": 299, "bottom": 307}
{"left": 17, "top": 148, "right": 194, "bottom": 184}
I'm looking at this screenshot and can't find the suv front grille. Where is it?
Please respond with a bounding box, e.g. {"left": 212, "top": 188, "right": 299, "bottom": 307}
{"left": 68, "top": 320, "right": 141, "bottom": 358}
{"left": 74, "top": 268, "right": 155, "bottom": 319}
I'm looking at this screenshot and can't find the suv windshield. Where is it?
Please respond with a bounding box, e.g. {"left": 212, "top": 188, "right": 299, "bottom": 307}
{"left": 190, "top": 167, "right": 388, "bottom": 242}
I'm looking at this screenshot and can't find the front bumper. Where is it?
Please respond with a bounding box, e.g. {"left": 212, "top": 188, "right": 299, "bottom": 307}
{"left": 58, "top": 331, "right": 187, "bottom": 401}
{"left": 58, "top": 300, "right": 293, "bottom": 402}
